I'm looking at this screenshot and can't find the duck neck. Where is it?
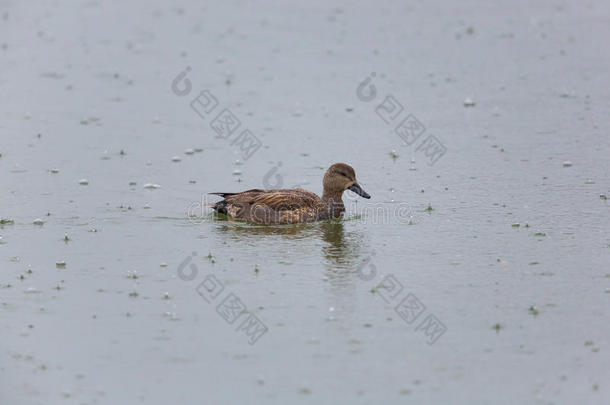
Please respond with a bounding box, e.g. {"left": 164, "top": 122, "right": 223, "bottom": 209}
{"left": 322, "top": 190, "right": 345, "bottom": 216}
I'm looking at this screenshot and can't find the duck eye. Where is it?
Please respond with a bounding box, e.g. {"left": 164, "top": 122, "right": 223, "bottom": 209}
{"left": 339, "top": 172, "right": 348, "bottom": 177}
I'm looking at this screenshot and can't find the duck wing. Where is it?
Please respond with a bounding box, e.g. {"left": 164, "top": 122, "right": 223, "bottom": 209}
{"left": 248, "top": 189, "right": 321, "bottom": 211}
{"left": 211, "top": 189, "right": 322, "bottom": 219}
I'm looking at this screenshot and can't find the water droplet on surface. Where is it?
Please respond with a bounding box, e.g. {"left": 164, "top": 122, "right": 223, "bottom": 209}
{"left": 463, "top": 97, "right": 476, "bottom": 107}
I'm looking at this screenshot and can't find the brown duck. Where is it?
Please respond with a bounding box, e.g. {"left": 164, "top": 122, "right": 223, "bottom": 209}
{"left": 211, "top": 163, "right": 370, "bottom": 224}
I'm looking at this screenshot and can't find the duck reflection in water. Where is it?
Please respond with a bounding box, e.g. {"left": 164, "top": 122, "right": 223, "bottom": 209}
{"left": 213, "top": 219, "right": 364, "bottom": 274}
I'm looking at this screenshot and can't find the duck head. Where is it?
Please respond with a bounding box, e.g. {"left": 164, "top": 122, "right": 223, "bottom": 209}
{"left": 322, "top": 163, "right": 371, "bottom": 199}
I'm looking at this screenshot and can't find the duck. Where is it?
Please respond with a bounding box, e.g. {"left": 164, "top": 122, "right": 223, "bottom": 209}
{"left": 211, "top": 163, "right": 370, "bottom": 224}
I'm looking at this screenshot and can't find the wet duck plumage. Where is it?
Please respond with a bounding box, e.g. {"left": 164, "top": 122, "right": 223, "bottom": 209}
{"left": 211, "top": 163, "right": 370, "bottom": 224}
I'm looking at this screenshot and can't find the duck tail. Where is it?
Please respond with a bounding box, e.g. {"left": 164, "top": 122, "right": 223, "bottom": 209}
{"left": 212, "top": 200, "right": 229, "bottom": 215}
{"left": 209, "top": 189, "right": 264, "bottom": 198}
{"left": 209, "top": 192, "right": 235, "bottom": 214}
{"left": 209, "top": 192, "right": 236, "bottom": 198}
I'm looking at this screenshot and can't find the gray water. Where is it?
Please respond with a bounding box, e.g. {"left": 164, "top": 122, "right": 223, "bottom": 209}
{"left": 1, "top": 0, "right": 609, "bottom": 404}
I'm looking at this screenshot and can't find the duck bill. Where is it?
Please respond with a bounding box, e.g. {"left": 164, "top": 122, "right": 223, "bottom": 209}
{"left": 348, "top": 182, "right": 370, "bottom": 199}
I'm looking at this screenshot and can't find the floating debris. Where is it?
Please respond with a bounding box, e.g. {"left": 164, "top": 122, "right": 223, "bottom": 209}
{"left": 585, "top": 179, "right": 595, "bottom": 184}
{"left": 194, "top": 148, "right": 204, "bottom": 153}
{"left": 64, "top": 234, "right": 70, "bottom": 242}
{"left": 389, "top": 150, "right": 399, "bottom": 160}
{"left": 143, "top": 203, "right": 151, "bottom": 209}
{"left": 171, "top": 156, "right": 181, "bottom": 162}
{"left": 143, "top": 183, "right": 161, "bottom": 189}
{"left": 511, "top": 223, "right": 520, "bottom": 228}
{"left": 50, "top": 168, "right": 59, "bottom": 173}
{"left": 534, "top": 232, "right": 546, "bottom": 237}
{"left": 32, "top": 218, "right": 44, "bottom": 225}
{"left": 163, "top": 292, "right": 170, "bottom": 300}
{"left": 528, "top": 306, "right": 539, "bottom": 316}
{"left": 184, "top": 148, "right": 195, "bottom": 155}
{"left": 79, "top": 179, "right": 89, "bottom": 185}
{"left": 234, "top": 159, "right": 242, "bottom": 166}
{"left": 463, "top": 97, "right": 476, "bottom": 107}
{"left": 492, "top": 323, "right": 503, "bottom": 332}
{"left": 600, "top": 194, "right": 607, "bottom": 200}
{"left": 56, "top": 261, "right": 66, "bottom": 268}
{"left": 345, "top": 106, "right": 354, "bottom": 112}
{"left": 232, "top": 169, "right": 242, "bottom": 176}
{"left": 129, "top": 181, "right": 137, "bottom": 186}
{"left": 562, "top": 161, "right": 572, "bottom": 167}
{"left": 160, "top": 263, "right": 167, "bottom": 267}
{"left": 24, "top": 287, "right": 40, "bottom": 294}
